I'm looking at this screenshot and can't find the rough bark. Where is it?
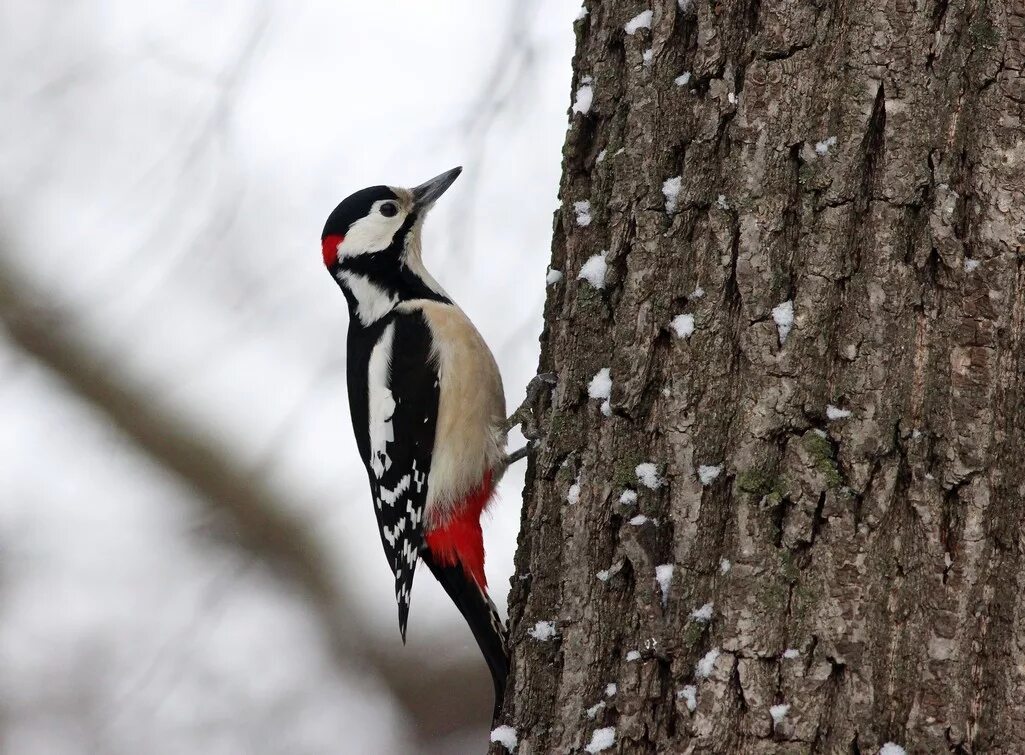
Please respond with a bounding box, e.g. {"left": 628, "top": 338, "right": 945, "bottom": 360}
{"left": 502, "top": 1, "right": 1024, "bottom": 753}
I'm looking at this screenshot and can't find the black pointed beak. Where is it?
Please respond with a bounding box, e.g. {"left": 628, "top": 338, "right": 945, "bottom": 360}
{"left": 412, "top": 166, "right": 462, "bottom": 210}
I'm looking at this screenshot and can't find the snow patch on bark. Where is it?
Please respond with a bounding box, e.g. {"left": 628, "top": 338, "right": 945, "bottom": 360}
{"left": 584, "top": 727, "right": 616, "bottom": 753}
{"left": 624, "top": 10, "right": 652, "bottom": 34}
{"left": 490, "top": 725, "right": 518, "bottom": 751}
{"left": 573, "top": 78, "right": 594, "bottom": 114}
{"left": 528, "top": 621, "right": 557, "bottom": 641}
{"left": 670, "top": 313, "right": 695, "bottom": 338}
{"left": 695, "top": 648, "right": 720, "bottom": 678}
{"left": 826, "top": 404, "right": 851, "bottom": 420}
{"left": 678, "top": 684, "right": 697, "bottom": 711}
{"left": 655, "top": 564, "right": 674, "bottom": 605}
{"left": 772, "top": 300, "right": 794, "bottom": 344}
{"left": 635, "top": 462, "right": 663, "bottom": 489}
{"left": 578, "top": 252, "right": 608, "bottom": 289}
{"left": 698, "top": 464, "right": 721, "bottom": 485}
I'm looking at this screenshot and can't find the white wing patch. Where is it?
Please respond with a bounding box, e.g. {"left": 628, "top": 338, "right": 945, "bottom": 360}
{"left": 367, "top": 323, "right": 397, "bottom": 478}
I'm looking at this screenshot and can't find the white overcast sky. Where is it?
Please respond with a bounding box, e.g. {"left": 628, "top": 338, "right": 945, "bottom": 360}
{"left": 0, "top": 1, "right": 577, "bottom": 752}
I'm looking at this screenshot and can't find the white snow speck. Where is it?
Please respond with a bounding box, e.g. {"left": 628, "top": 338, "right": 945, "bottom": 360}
{"left": 567, "top": 481, "right": 581, "bottom": 505}
{"left": 674, "top": 71, "right": 692, "bottom": 87}
{"left": 678, "top": 684, "right": 698, "bottom": 711}
{"left": 601, "top": 400, "right": 611, "bottom": 416}
{"left": 642, "top": 48, "right": 653, "bottom": 66}
{"left": 663, "top": 175, "right": 683, "bottom": 213}
{"left": 690, "top": 286, "right": 705, "bottom": 299}
{"left": 783, "top": 648, "right": 800, "bottom": 659}
{"left": 573, "top": 80, "right": 594, "bottom": 115}
{"left": 619, "top": 489, "right": 638, "bottom": 505}
{"left": 629, "top": 514, "right": 649, "bottom": 526}
{"left": 596, "top": 569, "right": 611, "bottom": 582}
{"left": 772, "top": 300, "right": 794, "bottom": 344}
{"left": 588, "top": 367, "right": 612, "bottom": 400}
{"left": 585, "top": 726, "right": 616, "bottom": 754}
{"left": 576, "top": 3, "right": 589, "bottom": 20}
{"left": 695, "top": 648, "right": 720, "bottom": 678}
{"left": 578, "top": 252, "right": 608, "bottom": 289}
{"left": 605, "top": 683, "right": 617, "bottom": 697}
{"left": 719, "top": 558, "right": 732, "bottom": 574}
{"left": 769, "top": 703, "right": 790, "bottom": 725}
{"left": 965, "top": 258, "right": 980, "bottom": 272}
{"left": 879, "top": 744, "right": 907, "bottom": 755}
{"left": 690, "top": 602, "right": 714, "bottom": 623}
{"left": 826, "top": 405, "right": 851, "bottom": 420}
{"left": 716, "top": 194, "right": 730, "bottom": 210}
{"left": 678, "top": 0, "right": 693, "bottom": 11}
{"left": 655, "top": 564, "right": 675, "bottom": 605}
{"left": 671, "top": 313, "right": 695, "bottom": 339}
{"left": 626, "top": 650, "right": 641, "bottom": 661}
{"left": 546, "top": 268, "right": 564, "bottom": 285}
{"left": 624, "top": 10, "right": 653, "bottom": 34}
{"left": 596, "top": 148, "right": 607, "bottom": 163}
{"left": 698, "top": 464, "right": 722, "bottom": 486}
{"left": 813, "top": 428, "right": 828, "bottom": 438}
{"left": 586, "top": 701, "right": 606, "bottom": 719}
{"left": 574, "top": 200, "right": 593, "bottom": 226}
{"left": 728, "top": 92, "right": 737, "bottom": 104}
{"left": 528, "top": 620, "right": 558, "bottom": 641}
{"left": 490, "top": 725, "right": 518, "bottom": 752}
{"left": 815, "top": 136, "right": 837, "bottom": 155}
{"left": 635, "top": 462, "right": 663, "bottom": 489}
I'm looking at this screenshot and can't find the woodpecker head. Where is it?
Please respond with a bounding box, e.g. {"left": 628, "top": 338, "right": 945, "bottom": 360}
{"left": 321, "top": 166, "right": 462, "bottom": 272}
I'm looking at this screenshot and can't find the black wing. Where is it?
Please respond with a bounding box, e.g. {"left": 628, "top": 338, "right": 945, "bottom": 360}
{"left": 347, "top": 310, "right": 438, "bottom": 640}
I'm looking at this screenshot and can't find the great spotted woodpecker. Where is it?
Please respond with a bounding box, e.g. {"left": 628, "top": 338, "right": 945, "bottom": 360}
{"left": 321, "top": 167, "right": 541, "bottom": 718}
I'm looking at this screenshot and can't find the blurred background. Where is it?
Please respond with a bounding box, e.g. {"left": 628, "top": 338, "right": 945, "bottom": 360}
{"left": 0, "top": 2, "right": 575, "bottom": 752}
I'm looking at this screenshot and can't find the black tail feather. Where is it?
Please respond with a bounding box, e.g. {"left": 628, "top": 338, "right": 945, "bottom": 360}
{"left": 422, "top": 550, "right": 509, "bottom": 720}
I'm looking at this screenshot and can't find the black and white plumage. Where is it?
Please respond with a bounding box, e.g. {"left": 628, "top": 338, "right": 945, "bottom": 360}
{"left": 320, "top": 167, "right": 512, "bottom": 717}
{"left": 346, "top": 310, "right": 439, "bottom": 636}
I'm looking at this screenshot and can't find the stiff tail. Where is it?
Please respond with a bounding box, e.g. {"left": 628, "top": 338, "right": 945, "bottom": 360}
{"left": 422, "top": 549, "right": 509, "bottom": 720}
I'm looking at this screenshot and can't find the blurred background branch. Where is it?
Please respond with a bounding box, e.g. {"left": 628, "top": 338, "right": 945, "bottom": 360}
{"left": 0, "top": 2, "right": 574, "bottom": 752}
{"left": 0, "top": 242, "right": 491, "bottom": 744}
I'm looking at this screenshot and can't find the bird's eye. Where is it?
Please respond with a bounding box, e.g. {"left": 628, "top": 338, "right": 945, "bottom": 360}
{"left": 380, "top": 202, "right": 398, "bottom": 217}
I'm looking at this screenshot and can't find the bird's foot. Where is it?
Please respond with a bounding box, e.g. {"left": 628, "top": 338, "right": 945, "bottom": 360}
{"left": 503, "top": 444, "right": 532, "bottom": 467}
{"left": 502, "top": 372, "right": 556, "bottom": 440}
{"left": 500, "top": 373, "right": 556, "bottom": 468}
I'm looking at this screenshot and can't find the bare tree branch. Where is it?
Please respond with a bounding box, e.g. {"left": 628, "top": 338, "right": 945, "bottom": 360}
{"left": 0, "top": 240, "right": 491, "bottom": 742}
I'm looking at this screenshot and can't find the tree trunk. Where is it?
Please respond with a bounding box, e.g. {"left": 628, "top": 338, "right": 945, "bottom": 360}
{"left": 500, "top": 1, "right": 1024, "bottom": 752}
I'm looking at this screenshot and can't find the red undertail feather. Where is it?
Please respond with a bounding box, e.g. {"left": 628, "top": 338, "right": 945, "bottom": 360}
{"left": 425, "top": 470, "right": 495, "bottom": 589}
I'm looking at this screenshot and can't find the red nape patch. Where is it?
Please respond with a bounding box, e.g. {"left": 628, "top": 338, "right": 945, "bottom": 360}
{"left": 425, "top": 471, "right": 495, "bottom": 589}
{"left": 322, "top": 235, "right": 344, "bottom": 266}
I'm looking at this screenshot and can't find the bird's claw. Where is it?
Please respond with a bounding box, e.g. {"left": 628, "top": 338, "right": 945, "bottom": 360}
{"left": 502, "top": 372, "right": 558, "bottom": 448}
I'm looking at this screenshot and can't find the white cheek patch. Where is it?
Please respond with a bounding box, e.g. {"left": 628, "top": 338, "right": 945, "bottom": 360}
{"left": 337, "top": 204, "right": 405, "bottom": 258}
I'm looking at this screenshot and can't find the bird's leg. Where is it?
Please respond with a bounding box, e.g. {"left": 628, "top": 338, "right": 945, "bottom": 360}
{"left": 502, "top": 372, "right": 556, "bottom": 466}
